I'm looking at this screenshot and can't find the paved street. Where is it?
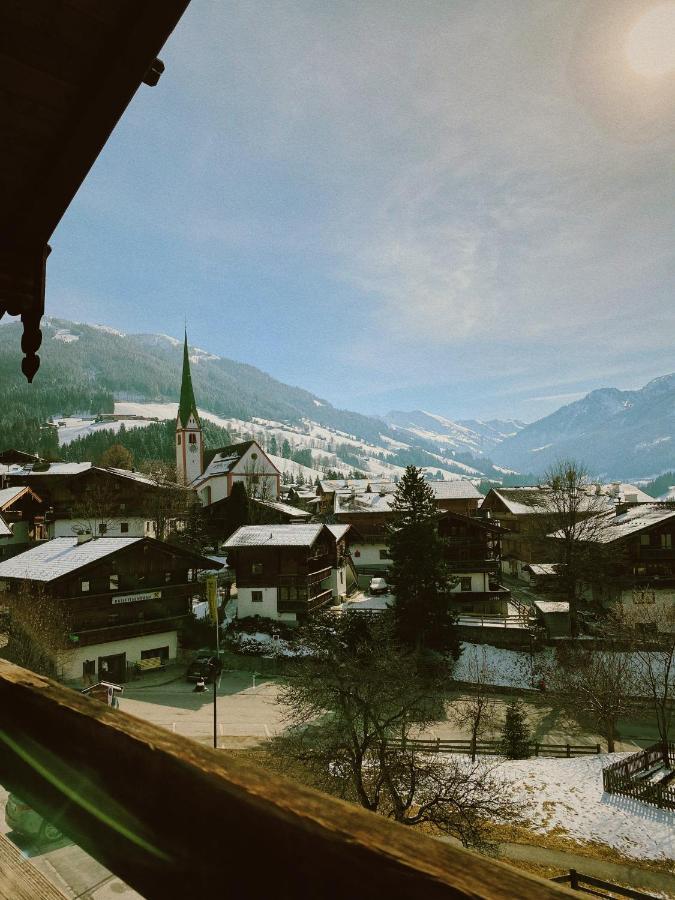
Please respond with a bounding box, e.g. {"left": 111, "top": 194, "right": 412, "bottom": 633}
{"left": 121, "top": 669, "right": 286, "bottom": 748}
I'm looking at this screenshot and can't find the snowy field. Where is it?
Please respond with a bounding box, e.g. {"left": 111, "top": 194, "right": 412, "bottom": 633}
{"left": 453, "top": 643, "right": 553, "bottom": 689}
{"left": 495, "top": 754, "right": 675, "bottom": 862}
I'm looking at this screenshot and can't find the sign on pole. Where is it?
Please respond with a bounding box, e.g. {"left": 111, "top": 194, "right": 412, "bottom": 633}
{"left": 206, "top": 575, "right": 218, "bottom": 625}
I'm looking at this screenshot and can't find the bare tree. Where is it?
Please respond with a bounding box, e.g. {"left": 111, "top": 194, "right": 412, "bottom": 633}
{"left": 616, "top": 603, "right": 675, "bottom": 747}
{"left": 450, "top": 646, "right": 499, "bottom": 761}
{"left": 545, "top": 643, "right": 636, "bottom": 752}
{"left": 5, "top": 582, "right": 74, "bottom": 678}
{"left": 273, "top": 612, "right": 519, "bottom": 851}
{"left": 539, "top": 459, "right": 613, "bottom": 632}
{"left": 135, "top": 460, "right": 195, "bottom": 540}
{"left": 69, "top": 478, "right": 120, "bottom": 537}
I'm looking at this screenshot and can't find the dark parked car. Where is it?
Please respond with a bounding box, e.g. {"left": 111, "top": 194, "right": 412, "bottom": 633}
{"left": 186, "top": 655, "right": 221, "bottom": 683}
{"left": 5, "top": 794, "right": 63, "bottom": 843}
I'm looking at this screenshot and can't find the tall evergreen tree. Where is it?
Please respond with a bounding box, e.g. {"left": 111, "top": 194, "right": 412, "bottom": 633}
{"left": 281, "top": 439, "right": 292, "bottom": 459}
{"left": 387, "top": 466, "right": 459, "bottom": 657}
{"left": 499, "top": 699, "right": 531, "bottom": 759}
{"left": 268, "top": 435, "right": 278, "bottom": 456}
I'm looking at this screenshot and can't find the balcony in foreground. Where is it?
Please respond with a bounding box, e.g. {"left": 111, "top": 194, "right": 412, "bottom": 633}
{"left": 0, "top": 659, "right": 572, "bottom": 899}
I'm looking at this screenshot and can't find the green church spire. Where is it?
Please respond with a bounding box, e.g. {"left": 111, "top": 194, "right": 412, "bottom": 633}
{"left": 178, "top": 330, "right": 200, "bottom": 428}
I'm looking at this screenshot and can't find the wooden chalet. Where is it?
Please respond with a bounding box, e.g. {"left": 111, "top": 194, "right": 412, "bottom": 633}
{"left": 225, "top": 524, "right": 344, "bottom": 622}
{"left": 0, "top": 535, "right": 220, "bottom": 682}
{"left": 0, "top": 484, "right": 47, "bottom": 559}
{"left": 438, "top": 511, "right": 511, "bottom": 615}
{"left": 550, "top": 502, "right": 675, "bottom": 634}
{"left": 7, "top": 461, "right": 184, "bottom": 538}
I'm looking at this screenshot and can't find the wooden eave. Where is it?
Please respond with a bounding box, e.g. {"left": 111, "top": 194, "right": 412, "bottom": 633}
{"left": 0, "top": 0, "right": 191, "bottom": 380}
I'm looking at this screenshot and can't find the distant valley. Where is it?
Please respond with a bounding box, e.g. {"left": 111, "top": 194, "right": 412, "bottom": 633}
{"left": 0, "top": 318, "right": 673, "bottom": 482}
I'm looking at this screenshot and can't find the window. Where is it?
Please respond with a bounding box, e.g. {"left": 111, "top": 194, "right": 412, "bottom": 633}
{"left": 141, "top": 646, "right": 169, "bottom": 661}
{"left": 189, "top": 433, "right": 197, "bottom": 445}
{"left": 379, "top": 549, "right": 390, "bottom": 560}
{"left": 81, "top": 580, "right": 90, "bottom": 593}
{"left": 177, "top": 434, "right": 181, "bottom": 445}
{"left": 251, "top": 590, "right": 263, "bottom": 603}
{"left": 120, "top": 522, "right": 129, "bottom": 534}
{"left": 98, "top": 523, "right": 107, "bottom": 535}
{"left": 640, "top": 533, "right": 651, "bottom": 546}
{"left": 109, "top": 574, "right": 119, "bottom": 591}
{"left": 460, "top": 577, "right": 472, "bottom": 592}
{"left": 661, "top": 533, "right": 672, "bottom": 549}
{"left": 251, "top": 563, "right": 263, "bottom": 575}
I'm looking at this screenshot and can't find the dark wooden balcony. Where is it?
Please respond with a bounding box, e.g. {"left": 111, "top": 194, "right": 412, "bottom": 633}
{"left": 70, "top": 615, "right": 187, "bottom": 647}
{"left": 0, "top": 659, "right": 569, "bottom": 899}
{"left": 277, "top": 589, "right": 334, "bottom": 615}
{"left": 240, "top": 567, "right": 332, "bottom": 589}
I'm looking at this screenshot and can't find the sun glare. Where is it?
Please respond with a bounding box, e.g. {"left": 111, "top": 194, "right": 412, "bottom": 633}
{"left": 626, "top": 2, "right": 675, "bottom": 77}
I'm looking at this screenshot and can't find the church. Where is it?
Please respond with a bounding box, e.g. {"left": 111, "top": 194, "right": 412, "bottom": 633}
{"left": 176, "top": 334, "right": 280, "bottom": 504}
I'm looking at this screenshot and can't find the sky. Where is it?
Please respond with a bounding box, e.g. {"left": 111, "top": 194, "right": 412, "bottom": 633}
{"left": 40, "top": 0, "right": 675, "bottom": 422}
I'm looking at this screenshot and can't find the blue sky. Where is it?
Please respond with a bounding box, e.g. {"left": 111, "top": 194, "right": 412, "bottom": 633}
{"left": 43, "top": 0, "right": 675, "bottom": 422}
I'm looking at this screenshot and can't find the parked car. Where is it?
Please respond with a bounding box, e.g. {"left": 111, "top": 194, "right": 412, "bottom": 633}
{"left": 5, "top": 794, "right": 63, "bottom": 843}
{"left": 368, "top": 577, "right": 389, "bottom": 595}
{"left": 185, "top": 654, "right": 221, "bottom": 683}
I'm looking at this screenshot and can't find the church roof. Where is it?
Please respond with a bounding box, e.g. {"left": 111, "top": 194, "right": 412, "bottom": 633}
{"left": 177, "top": 332, "right": 200, "bottom": 429}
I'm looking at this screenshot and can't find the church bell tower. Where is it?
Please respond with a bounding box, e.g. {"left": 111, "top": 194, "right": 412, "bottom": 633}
{"left": 176, "top": 331, "right": 203, "bottom": 485}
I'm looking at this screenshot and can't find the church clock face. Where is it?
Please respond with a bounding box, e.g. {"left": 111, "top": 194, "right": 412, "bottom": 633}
{"left": 189, "top": 442, "right": 198, "bottom": 453}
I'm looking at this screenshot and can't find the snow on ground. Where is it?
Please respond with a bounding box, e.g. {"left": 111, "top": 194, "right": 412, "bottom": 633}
{"left": 495, "top": 754, "right": 674, "bottom": 862}
{"left": 453, "top": 643, "right": 553, "bottom": 689}
{"left": 57, "top": 416, "right": 156, "bottom": 445}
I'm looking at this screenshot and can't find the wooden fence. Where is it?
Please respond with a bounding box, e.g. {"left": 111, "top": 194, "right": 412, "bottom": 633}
{"left": 388, "top": 737, "right": 601, "bottom": 758}
{"left": 602, "top": 742, "right": 675, "bottom": 810}
{"left": 552, "top": 869, "right": 658, "bottom": 899}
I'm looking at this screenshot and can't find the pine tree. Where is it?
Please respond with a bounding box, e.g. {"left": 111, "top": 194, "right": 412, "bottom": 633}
{"left": 499, "top": 699, "right": 531, "bottom": 759}
{"left": 387, "top": 466, "right": 459, "bottom": 657}
{"left": 268, "top": 435, "right": 278, "bottom": 456}
{"left": 281, "top": 439, "right": 292, "bottom": 459}
{"left": 226, "top": 481, "right": 250, "bottom": 536}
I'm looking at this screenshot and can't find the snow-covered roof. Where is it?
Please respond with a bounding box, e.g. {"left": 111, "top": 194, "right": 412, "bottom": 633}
{"left": 327, "top": 524, "right": 350, "bottom": 541}
{"left": 524, "top": 563, "right": 562, "bottom": 577}
{"left": 106, "top": 467, "right": 163, "bottom": 487}
{"left": 0, "top": 516, "right": 11, "bottom": 537}
{"left": 224, "top": 524, "right": 325, "bottom": 548}
{"left": 549, "top": 503, "right": 675, "bottom": 544}
{"left": 0, "top": 536, "right": 143, "bottom": 581}
{"left": 335, "top": 492, "right": 395, "bottom": 514}
{"left": 489, "top": 487, "right": 607, "bottom": 516}
{"left": 594, "top": 482, "right": 655, "bottom": 503}
{"left": 17, "top": 462, "right": 93, "bottom": 477}
{"left": 534, "top": 600, "right": 570, "bottom": 614}
{"left": 428, "top": 480, "right": 482, "bottom": 500}
{"left": 0, "top": 486, "right": 31, "bottom": 510}
{"left": 252, "top": 499, "right": 311, "bottom": 519}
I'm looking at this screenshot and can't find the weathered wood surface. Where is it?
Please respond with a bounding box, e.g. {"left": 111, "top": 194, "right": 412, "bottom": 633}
{"left": 0, "top": 659, "right": 575, "bottom": 900}
{"left": 0, "top": 833, "right": 67, "bottom": 900}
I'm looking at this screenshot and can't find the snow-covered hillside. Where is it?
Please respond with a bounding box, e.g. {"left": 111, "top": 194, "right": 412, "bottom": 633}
{"left": 54, "top": 401, "right": 496, "bottom": 483}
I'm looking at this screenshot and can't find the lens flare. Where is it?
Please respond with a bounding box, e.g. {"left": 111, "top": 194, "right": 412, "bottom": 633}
{"left": 626, "top": 2, "right": 675, "bottom": 77}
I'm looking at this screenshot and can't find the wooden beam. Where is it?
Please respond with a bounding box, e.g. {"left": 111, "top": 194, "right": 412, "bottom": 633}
{"left": 0, "top": 660, "right": 574, "bottom": 900}
{"left": 7, "top": 0, "right": 191, "bottom": 244}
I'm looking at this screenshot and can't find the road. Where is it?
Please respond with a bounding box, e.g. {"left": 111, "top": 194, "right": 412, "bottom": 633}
{"left": 119, "top": 670, "right": 661, "bottom": 752}
{"left": 0, "top": 784, "right": 142, "bottom": 899}
{"left": 121, "top": 669, "right": 285, "bottom": 748}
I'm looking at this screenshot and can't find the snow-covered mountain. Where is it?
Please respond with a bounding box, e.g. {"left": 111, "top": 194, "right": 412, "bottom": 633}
{"left": 491, "top": 375, "right": 675, "bottom": 480}
{"left": 386, "top": 410, "right": 525, "bottom": 457}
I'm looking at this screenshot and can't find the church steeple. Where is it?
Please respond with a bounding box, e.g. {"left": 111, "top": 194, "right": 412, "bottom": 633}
{"left": 176, "top": 331, "right": 203, "bottom": 485}
{"left": 178, "top": 330, "right": 200, "bottom": 429}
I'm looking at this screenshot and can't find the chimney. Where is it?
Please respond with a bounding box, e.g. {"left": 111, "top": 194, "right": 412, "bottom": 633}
{"left": 77, "top": 532, "right": 93, "bottom": 544}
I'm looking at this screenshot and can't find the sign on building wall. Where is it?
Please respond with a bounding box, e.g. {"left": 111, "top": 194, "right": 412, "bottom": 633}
{"left": 112, "top": 590, "right": 162, "bottom": 606}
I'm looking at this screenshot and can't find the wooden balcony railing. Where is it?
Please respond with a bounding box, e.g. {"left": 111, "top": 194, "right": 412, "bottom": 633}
{"left": 0, "top": 659, "right": 571, "bottom": 899}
